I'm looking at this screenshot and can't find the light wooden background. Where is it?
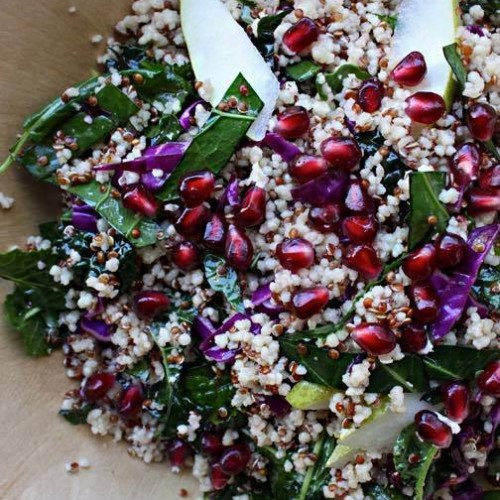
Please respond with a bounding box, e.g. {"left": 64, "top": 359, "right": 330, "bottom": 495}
{"left": 0, "top": 1, "right": 197, "bottom": 498}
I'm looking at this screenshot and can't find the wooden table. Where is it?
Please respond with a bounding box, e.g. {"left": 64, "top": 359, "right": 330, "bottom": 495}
{"left": 0, "top": 1, "right": 198, "bottom": 498}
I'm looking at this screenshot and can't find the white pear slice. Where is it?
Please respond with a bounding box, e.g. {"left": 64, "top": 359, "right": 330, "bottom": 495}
{"left": 180, "top": 0, "right": 280, "bottom": 141}
{"left": 389, "top": 0, "right": 460, "bottom": 107}
{"left": 326, "top": 394, "right": 433, "bottom": 469}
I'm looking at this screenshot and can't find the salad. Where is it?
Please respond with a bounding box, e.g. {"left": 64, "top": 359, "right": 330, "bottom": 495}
{"left": 0, "top": 0, "right": 499, "bottom": 498}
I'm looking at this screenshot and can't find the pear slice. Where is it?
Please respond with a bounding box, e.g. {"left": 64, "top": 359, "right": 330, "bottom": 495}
{"left": 326, "top": 394, "right": 433, "bottom": 468}
{"left": 180, "top": 0, "right": 280, "bottom": 141}
{"left": 286, "top": 381, "right": 337, "bottom": 410}
{"left": 390, "top": 0, "right": 460, "bottom": 107}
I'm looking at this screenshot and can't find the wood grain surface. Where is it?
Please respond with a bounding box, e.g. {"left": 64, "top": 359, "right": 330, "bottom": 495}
{"left": 0, "top": 1, "right": 197, "bottom": 498}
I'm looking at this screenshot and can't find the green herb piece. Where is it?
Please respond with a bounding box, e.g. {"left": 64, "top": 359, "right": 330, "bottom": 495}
{"left": 59, "top": 405, "right": 93, "bottom": 425}
{"left": 408, "top": 171, "right": 449, "bottom": 250}
{"left": 255, "top": 10, "right": 289, "bottom": 61}
{"left": 125, "top": 360, "right": 151, "bottom": 383}
{"left": 443, "top": 43, "right": 467, "bottom": 92}
{"left": 373, "top": 14, "right": 398, "bottom": 30}
{"left": 483, "top": 139, "right": 500, "bottom": 161}
{"left": 68, "top": 181, "right": 161, "bottom": 247}
{"left": 94, "top": 83, "right": 140, "bottom": 123}
{"left": 144, "top": 114, "right": 183, "bottom": 146}
{"left": 364, "top": 484, "right": 406, "bottom": 499}
{"left": 324, "top": 64, "right": 371, "bottom": 94}
{"left": 157, "top": 73, "right": 263, "bottom": 201}
{"left": 393, "top": 424, "right": 438, "bottom": 500}
{"left": 204, "top": 254, "right": 244, "bottom": 313}
{"left": 472, "top": 265, "right": 500, "bottom": 310}
{"left": 259, "top": 447, "right": 302, "bottom": 500}
{"left": 286, "top": 61, "right": 322, "bottom": 82}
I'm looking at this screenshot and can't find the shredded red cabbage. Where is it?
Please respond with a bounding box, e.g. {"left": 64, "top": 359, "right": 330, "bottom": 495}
{"left": 72, "top": 204, "right": 98, "bottom": 232}
{"left": 292, "top": 171, "right": 349, "bottom": 206}
{"left": 263, "top": 133, "right": 301, "bottom": 162}
{"left": 251, "top": 283, "right": 285, "bottom": 319}
{"left": 217, "top": 175, "right": 240, "bottom": 212}
{"left": 80, "top": 317, "right": 113, "bottom": 342}
{"left": 179, "top": 100, "right": 205, "bottom": 130}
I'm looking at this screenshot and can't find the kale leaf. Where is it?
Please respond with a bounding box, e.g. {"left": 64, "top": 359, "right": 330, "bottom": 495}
{"left": 472, "top": 265, "right": 500, "bottom": 311}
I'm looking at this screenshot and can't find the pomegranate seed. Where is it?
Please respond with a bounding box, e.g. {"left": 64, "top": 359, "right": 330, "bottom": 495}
{"left": 203, "top": 214, "right": 227, "bottom": 250}
{"left": 282, "top": 18, "right": 319, "bottom": 53}
{"left": 122, "top": 185, "right": 158, "bottom": 217}
{"left": 466, "top": 102, "right": 497, "bottom": 142}
{"left": 405, "top": 92, "right": 446, "bottom": 125}
{"left": 175, "top": 204, "right": 211, "bottom": 237}
{"left": 225, "top": 225, "right": 254, "bottom": 270}
{"left": 408, "top": 283, "right": 439, "bottom": 324}
{"left": 292, "top": 286, "right": 329, "bottom": 319}
{"left": 342, "top": 215, "right": 378, "bottom": 243}
{"left": 479, "top": 164, "right": 500, "bottom": 190}
{"left": 82, "top": 373, "right": 116, "bottom": 402}
{"left": 477, "top": 360, "right": 500, "bottom": 397}
{"left": 391, "top": 51, "right": 427, "bottom": 87}
{"left": 290, "top": 154, "right": 328, "bottom": 184}
{"left": 452, "top": 142, "right": 481, "bottom": 186}
{"left": 434, "top": 234, "right": 467, "bottom": 269}
{"left": 201, "top": 432, "right": 225, "bottom": 456}
{"left": 402, "top": 244, "right": 437, "bottom": 281}
{"left": 179, "top": 170, "right": 215, "bottom": 207}
{"left": 308, "top": 203, "right": 343, "bottom": 233}
{"left": 442, "top": 382, "right": 470, "bottom": 423}
{"left": 344, "top": 244, "right": 382, "bottom": 280}
{"left": 415, "top": 410, "right": 453, "bottom": 448}
{"left": 276, "top": 238, "right": 315, "bottom": 272}
{"left": 344, "top": 180, "right": 374, "bottom": 214}
{"left": 320, "top": 137, "right": 363, "bottom": 171}
{"left": 117, "top": 385, "right": 143, "bottom": 419}
{"left": 219, "top": 444, "right": 251, "bottom": 475}
{"left": 351, "top": 323, "right": 397, "bottom": 355}
{"left": 274, "top": 106, "right": 310, "bottom": 139}
{"left": 133, "top": 290, "right": 170, "bottom": 319}
{"left": 237, "top": 187, "right": 266, "bottom": 228}
{"left": 211, "top": 463, "right": 230, "bottom": 490}
{"left": 172, "top": 241, "right": 200, "bottom": 271}
{"left": 399, "top": 324, "right": 428, "bottom": 353}
{"left": 357, "top": 78, "right": 384, "bottom": 113}
{"left": 467, "top": 187, "right": 500, "bottom": 214}
{"left": 167, "top": 439, "right": 193, "bottom": 468}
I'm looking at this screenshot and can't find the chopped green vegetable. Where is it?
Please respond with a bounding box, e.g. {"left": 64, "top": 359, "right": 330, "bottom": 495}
{"left": 286, "top": 61, "right": 322, "bottom": 82}
{"left": 473, "top": 265, "right": 500, "bottom": 310}
{"left": 59, "top": 405, "right": 93, "bottom": 425}
{"left": 324, "top": 64, "right": 370, "bottom": 94}
{"left": 443, "top": 43, "right": 467, "bottom": 93}
{"left": 373, "top": 14, "right": 398, "bottom": 30}
{"left": 255, "top": 10, "right": 289, "bottom": 62}
{"left": 259, "top": 447, "right": 302, "bottom": 500}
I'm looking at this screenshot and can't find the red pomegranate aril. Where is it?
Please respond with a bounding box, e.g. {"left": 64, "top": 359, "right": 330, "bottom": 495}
{"left": 351, "top": 323, "right": 397, "bottom": 355}
{"left": 276, "top": 238, "right": 315, "bottom": 272}
{"left": 225, "top": 225, "right": 254, "bottom": 270}
{"left": 344, "top": 244, "right": 382, "bottom": 280}
{"left": 399, "top": 324, "right": 428, "bottom": 353}
{"left": 179, "top": 170, "right": 215, "bottom": 207}
{"left": 172, "top": 241, "right": 200, "bottom": 271}
{"left": 133, "top": 290, "right": 170, "bottom": 319}
{"left": 402, "top": 244, "right": 437, "bottom": 281}
{"left": 82, "top": 373, "right": 116, "bottom": 402}
{"left": 342, "top": 215, "right": 378, "bottom": 244}
{"left": 320, "top": 137, "right": 363, "bottom": 171}
{"left": 203, "top": 214, "right": 227, "bottom": 250}
{"left": 167, "top": 439, "right": 193, "bottom": 468}
{"left": 309, "top": 203, "right": 343, "bottom": 233}
{"left": 391, "top": 51, "right": 427, "bottom": 87}
{"left": 282, "top": 18, "right": 319, "bottom": 53}
{"left": 479, "top": 165, "right": 500, "bottom": 190}
{"left": 117, "top": 385, "right": 143, "bottom": 420}
{"left": 357, "top": 78, "right": 384, "bottom": 113}
{"left": 467, "top": 187, "right": 500, "bottom": 214}
{"left": 219, "top": 444, "right": 251, "bottom": 475}
{"left": 409, "top": 283, "right": 439, "bottom": 324}
{"left": 466, "top": 102, "right": 498, "bottom": 142}
{"left": 201, "top": 432, "right": 225, "bottom": 456}
{"left": 175, "top": 204, "right": 211, "bottom": 237}
{"left": 405, "top": 92, "right": 446, "bottom": 125}
{"left": 344, "top": 180, "right": 374, "bottom": 214}
{"left": 292, "top": 286, "right": 329, "bottom": 319}
{"left": 442, "top": 382, "right": 470, "bottom": 423}
{"left": 122, "top": 185, "right": 159, "bottom": 217}
{"left": 274, "top": 106, "right": 310, "bottom": 139}
{"left": 477, "top": 360, "right": 500, "bottom": 397}
{"left": 211, "top": 463, "right": 230, "bottom": 490}
{"left": 237, "top": 187, "right": 266, "bottom": 228}
{"left": 290, "top": 154, "right": 328, "bottom": 184}
{"left": 415, "top": 410, "right": 453, "bottom": 448}
{"left": 435, "top": 234, "right": 467, "bottom": 269}
{"left": 452, "top": 142, "right": 481, "bottom": 186}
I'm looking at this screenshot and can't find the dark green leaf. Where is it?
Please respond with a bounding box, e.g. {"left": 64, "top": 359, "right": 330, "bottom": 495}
{"left": 286, "top": 61, "right": 322, "bottom": 82}
{"left": 473, "top": 265, "right": 500, "bottom": 310}
{"left": 157, "top": 74, "right": 263, "bottom": 201}
{"left": 364, "top": 484, "right": 406, "bottom": 499}
{"left": 144, "top": 114, "right": 183, "bottom": 146}
{"left": 255, "top": 10, "right": 289, "bottom": 61}
{"left": 59, "top": 405, "right": 93, "bottom": 425}
{"left": 484, "top": 139, "right": 500, "bottom": 162}
{"left": 324, "top": 64, "right": 370, "bottom": 94}
{"left": 204, "top": 254, "right": 244, "bottom": 313}
{"left": 125, "top": 360, "right": 151, "bottom": 383}
{"left": 259, "top": 447, "right": 302, "bottom": 500}
{"left": 95, "top": 83, "right": 140, "bottom": 123}
{"left": 373, "top": 14, "right": 397, "bottom": 30}
{"left": 461, "top": 0, "right": 500, "bottom": 16}
{"left": 408, "top": 172, "right": 449, "bottom": 250}
{"left": 443, "top": 43, "right": 467, "bottom": 92}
